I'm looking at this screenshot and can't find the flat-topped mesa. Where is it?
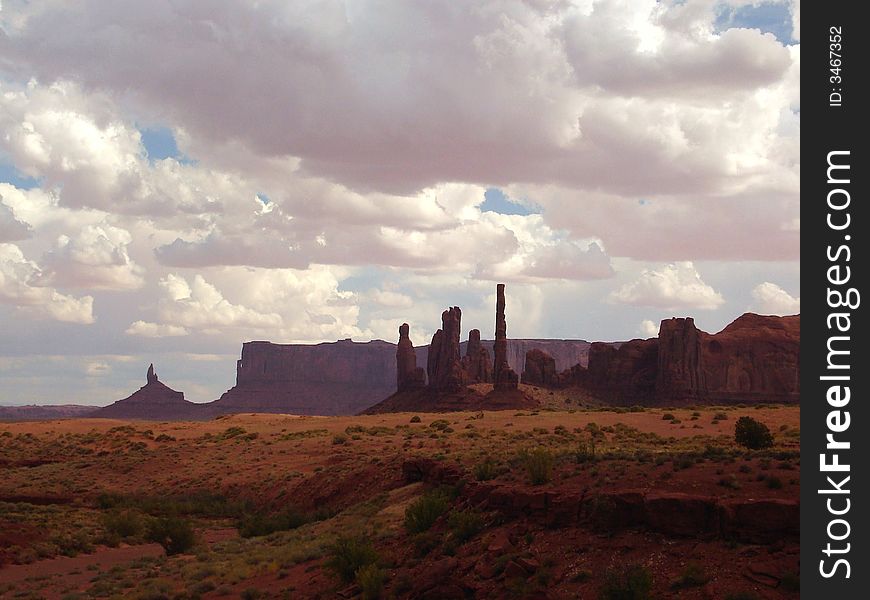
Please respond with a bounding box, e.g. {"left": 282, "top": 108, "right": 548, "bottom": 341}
{"left": 461, "top": 328, "right": 492, "bottom": 383}
{"left": 427, "top": 307, "right": 465, "bottom": 392}
{"left": 656, "top": 317, "right": 704, "bottom": 399}
{"left": 396, "top": 323, "right": 426, "bottom": 392}
{"left": 146, "top": 363, "right": 158, "bottom": 384}
{"left": 493, "top": 283, "right": 519, "bottom": 390}
{"left": 521, "top": 348, "right": 557, "bottom": 386}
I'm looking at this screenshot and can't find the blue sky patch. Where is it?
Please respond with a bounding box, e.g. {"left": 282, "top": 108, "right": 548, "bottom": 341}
{"left": 481, "top": 188, "right": 539, "bottom": 216}
{"left": 0, "top": 158, "right": 41, "bottom": 190}
{"left": 139, "top": 126, "right": 195, "bottom": 164}
{"left": 714, "top": 1, "right": 794, "bottom": 44}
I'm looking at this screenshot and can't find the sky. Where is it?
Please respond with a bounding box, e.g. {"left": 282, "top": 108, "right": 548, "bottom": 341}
{"left": 0, "top": 0, "right": 800, "bottom": 406}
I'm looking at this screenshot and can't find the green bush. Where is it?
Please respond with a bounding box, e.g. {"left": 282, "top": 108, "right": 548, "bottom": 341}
{"left": 356, "top": 563, "right": 385, "bottom": 600}
{"left": 734, "top": 416, "right": 774, "bottom": 450}
{"left": 662, "top": 413, "right": 675, "bottom": 421}
{"left": 332, "top": 433, "right": 349, "bottom": 445}
{"left": 102, "top": 509, "right": 144, "bottom": 539}
{"left": 448, "top": 510, "right": 484, "bottom": 543}
{"left": 575, "top": 438, "right": 596, "bottom": 463}
{"left": 146, "top": 516, "right": 195, "bottom": 555}
{"left": 520, "top": 447, "right": 554, "bottom": 485}
{"left": 600, "top": 564, "right": 653, "bottom": 600}
{"left": 473, "top": 459, "right": 498, "bottom": 481}
{"left": 410, "top": 415, "right": 422, "bottom": 423}
{"left": 237, "top": 507, "right": 308, "bottom": 538}
{"left": 766, "top": 476, "right": 784, "bottom": 489}
{"left": 404, "top": 489, "right": 451, "bottom": 534}
{"left": 325, "top": 536, "right": 379, "bottom": 583}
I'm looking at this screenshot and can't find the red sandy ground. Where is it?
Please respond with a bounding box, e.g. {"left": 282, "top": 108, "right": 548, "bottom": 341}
{"left": 0, "top": 406, "right": 799, "bottom": 599}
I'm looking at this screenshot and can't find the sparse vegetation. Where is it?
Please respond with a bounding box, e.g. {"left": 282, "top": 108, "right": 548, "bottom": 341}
{"left": 520, "top": 447, "right": 554, "bottom": 485}
{"left": 356, "top": 563, "right": 386, "bottom": 600}
{"left": 404, "top": 489, "right": 451, "bottom": 533}
{"left": 325, "top": 536, "right": 379, "bottom": 583}
{"left": 474, "top": 458, "right": 498, "bottom": 481}
{"left": 734, "top": 416, "right": 774, "bottom": 450}
{"left": 145, "top": 516, "right": 195, "bottom": 555}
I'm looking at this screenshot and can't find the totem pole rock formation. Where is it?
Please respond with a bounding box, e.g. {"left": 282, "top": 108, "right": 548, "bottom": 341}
{"left": 461, "top": 328, "right": 492, "bottom": 383}
{"left": 427, "top": 307, "right": 465, "bottom": 392}
{"left": 493, "top": 284, "right": 519, "bottom": 390}
{"left": 396, "top": 323, "right": 426, "bottom": 391}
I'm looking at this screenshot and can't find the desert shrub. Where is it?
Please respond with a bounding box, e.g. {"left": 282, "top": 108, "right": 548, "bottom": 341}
{"left": 96, "top": 492, "right": 124, "bottom": 509}
{"left": 241, "top": 589, "right": 262, "bottom": 600}
{"left": 576, "top": 437, "right": 596, "bottom": 463}
{"left": 714, "top": 412, "right": 728, "bottom": 420}
{"left": 238, "top": 507, "right": 308, "bottom": 538}
{"left": 154, "top": 434, "right": 176, "bottom": 442}
{"left": 332, "top": 433, "right": 349, "bottom": 445}
{"left": 474, "top": 459, "right": 498, "bottom": 481}
{"left": 221, "top": 426, "right": 247, "bottom": 439}
{"left": 404, "top": 489, "right": 451, "bottom": 534}
{"left": 325, "top": 536, "right": 379, "bottom": 583}
{"left": 600, "top": 564, "right": 653, "bottom": 600}
{"left": 734, "top": 417, "right": 774, "bottom": 450}
{"left": 429, "top": 419, "right": 451, "bottom": 431}
{"left": 146, "top": 516, "right": 195, "bottom": 555}
{"left": 662, "top": 413, "right": 675, "bottom": 421}
{"left": 356, "top": 563, "right": 385, "bottom": 600}
{"left": 520, "top": 447, "right": 554, "bottom": 485}
{"left": 102, "top": 509, "right": 144, "bottom": 539}
{"left": 671, "top": 563, "right": 709, "bottom": 589}
{"left": 410, "top": 415, "right": 421, "bottom": 423}
{"left": 448, "top": 510, "right": 485, "bottom": 543}
{"left": 766, "top": 476, "right": 784, "bottom": 489}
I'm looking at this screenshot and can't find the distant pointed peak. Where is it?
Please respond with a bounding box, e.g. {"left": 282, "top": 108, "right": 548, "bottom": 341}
{"left": 146, "top": 363, "right": 158, "bottom": 384}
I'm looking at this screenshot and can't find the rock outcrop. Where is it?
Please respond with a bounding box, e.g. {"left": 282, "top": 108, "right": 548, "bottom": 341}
{"left": 492, "top": 284, "right": 518, "bottom": 390}
{"left": 397, "top": 323, "right": 426, "bottom": 391}
{"left": 461, "top": 329, "right": 492, "bottom": 383}
{"left": 521, "top": 349, "right": 557, "bottom": 386}
{"left": 549, "top": 313, "right": 799, "bottom": 405}
{"left": 367, "top": 284, "right": 537, "bottom": 413}
{"left": 212, "top": 339, "right": 396, "bottom": 416}
{"left": 427, "top": 307, "right": 465, "bottom": 392}
{"left": 91, "top": 365, "right": 202, "bottom": 420}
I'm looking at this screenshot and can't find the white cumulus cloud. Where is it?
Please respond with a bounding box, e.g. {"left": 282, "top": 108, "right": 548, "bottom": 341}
{"left": 610, "top": 261, "right": 724, "bottom": 310}
{"left": 751, "top": 281, "right": 800, "bottom": 315}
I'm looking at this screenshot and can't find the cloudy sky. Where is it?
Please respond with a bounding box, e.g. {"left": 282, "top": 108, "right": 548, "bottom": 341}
{"left": 0, "top": 0, "right": 799, "bottom": 406}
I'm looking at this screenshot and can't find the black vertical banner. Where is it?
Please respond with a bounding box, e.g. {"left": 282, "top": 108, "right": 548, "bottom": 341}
{"left": 802, "top": 2, "right": 867, "bottom": 597}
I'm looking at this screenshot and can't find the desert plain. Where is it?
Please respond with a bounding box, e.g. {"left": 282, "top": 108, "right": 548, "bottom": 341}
{"left": 1, "top": 390, "right": 799, "bottom": 600}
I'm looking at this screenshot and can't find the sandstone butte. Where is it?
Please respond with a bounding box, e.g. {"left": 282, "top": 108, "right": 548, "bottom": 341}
{"left": 91, "top": 286, "right": 799, "bottom": 419}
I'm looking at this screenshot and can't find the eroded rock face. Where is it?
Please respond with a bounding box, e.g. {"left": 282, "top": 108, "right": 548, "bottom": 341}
{"left": 550, "top": 313, "right": 799, "bottom": 405}
{"left": 461, "top": 329, "right": 492, "bottom": 383}
{"left": 397, "top": 323, "right": 426, "bottom": 391}
{"left": 493, "top": 284, "right": 518, "bottom": 390}
{"left": 657, "top": 318, "right": 703, "bottom": 399}
{"left": 216, "top": 339, "right": 396, "bottom": 416}
{"left": 698, "top": 313, "right": 800, "bottom": 403}
{"left": 521, "top": 349, "right": 557, "bottom": 386}
{"left": 427, "top": 307, "right": 465, "bottom": 392}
